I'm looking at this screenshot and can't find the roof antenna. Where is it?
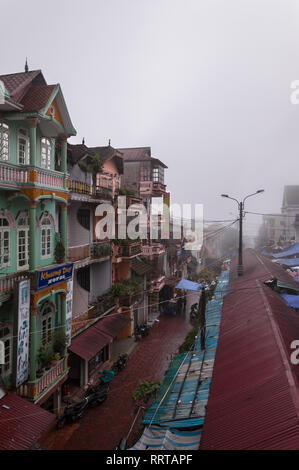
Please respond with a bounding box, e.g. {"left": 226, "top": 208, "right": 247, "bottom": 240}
{"left": 108, "top": 139, "right": 111, "bottom": 146}
{"left": 82, "top": 137, "right": 85, "bottom": 145}
{"left": 25, "top": 58, "right": 29, "bottom": 73}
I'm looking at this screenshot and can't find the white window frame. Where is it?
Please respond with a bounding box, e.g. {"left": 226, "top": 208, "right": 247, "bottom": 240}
{"left": 40, "top": 214, "right": 53, "bottom": 260}
{"left": 40, "top": 302, "right": 55, "bottom": 346}
{"left": 41, "top": 137, "right": 52, "bottom": 169}
{"left": 0, "top": 121, "right": 10, "bottom": 161}
{"left": 0, "top": 326, "right": 11, "bottom": 376}
{"left": 17, "top": 128, "right": 30, "bottom": 165}
{"left": 0, "top": 215, "right": 10, "bottom": 268}
{"left": 17, "top": 214, "right": 29, "bottom": 270}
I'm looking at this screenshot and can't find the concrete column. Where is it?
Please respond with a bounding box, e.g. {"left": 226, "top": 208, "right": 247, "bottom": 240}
{"left": 61, "top": 204, "right": 67, "bottom": 262}
{"left": 60, "top": 137, "right": 67, "bottom": 174}
{"left": 29, "top": 306, "right": 38, "bottom": 382}
{"left": 27, "top": 118, "right": 39, "bottom": 167}
{"left": 60, "top": 292, "right": 67, "bottom": 357}
{"left": 29, "top": 201, "right": 37, "bottom": 272}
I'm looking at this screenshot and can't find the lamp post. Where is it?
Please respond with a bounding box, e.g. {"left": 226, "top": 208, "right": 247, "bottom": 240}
{"left": 221, "top": 190, "right": 264, "bottom": 276}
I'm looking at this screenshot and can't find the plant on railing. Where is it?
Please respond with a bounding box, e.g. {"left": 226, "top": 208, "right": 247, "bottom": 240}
{"left": 109, "top": 276, "right": 142, "bottom": 300}
{"left": 119, "top": 188, "right": 137, "bottom": 197}
{"left": 132, "top": 380, "right": 161, "bottom": 412}
{"left": 79, "top": 153, "right": 103, "bottom": 188}
{"left": 38, "top": 345, "right": 54, "bottom": 371}
{"left": 53, "top": 330, "right": 67, "bottom": 356}
{"left": 91, "top": 243, "right": 111, "bottom": 258}
{"left": 54, "top": 240, "right": 65, "bottom": 263}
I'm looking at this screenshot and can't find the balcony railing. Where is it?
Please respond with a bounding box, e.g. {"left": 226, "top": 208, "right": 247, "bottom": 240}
{"left": 0, "top": 162, "right": 66, "bottom": 190}
{"left": 90, "top": 241, "right": 111, "bottom": 259}
{"left": 0, "top": 272, "right": 29, "bottom": 297}
{"left": 17, "top": 357, "right": 68, "bottom": 401}
{"left": 113, "top": 241, "right": 142, "bottom": 260}
{"left": 68, "top": 244, "right": 90, "bottom": 262}
{"left": 69, "top": 179, "right": 91, "bottom": 195}
{"left": 142, "top": 243, "right": 165, "bottom": 257}
{"left": 140, "top": 180, "right": 166, "bottom": 196}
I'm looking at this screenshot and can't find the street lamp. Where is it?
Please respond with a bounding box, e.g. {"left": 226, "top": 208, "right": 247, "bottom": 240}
{"left": 221, "top": 190, "right": 264, "bottom": 276}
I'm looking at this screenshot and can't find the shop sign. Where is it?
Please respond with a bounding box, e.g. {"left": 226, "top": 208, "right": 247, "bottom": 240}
{"left": 13, "top": 279, "right": 30, "bottom": 387}
{"left": 35, "top": 263, "right": 73, "bottom": 290}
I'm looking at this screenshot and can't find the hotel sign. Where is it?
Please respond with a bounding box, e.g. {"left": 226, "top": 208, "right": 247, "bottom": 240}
{"left": 35, "top": 263, "right": 74, "bottom": 290}
{"left": 13, "top": 279, "right": 30, "bottom": 387}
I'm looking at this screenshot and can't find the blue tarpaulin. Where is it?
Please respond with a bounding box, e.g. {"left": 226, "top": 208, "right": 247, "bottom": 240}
{"left": 273, "top": 244, "right": 299, "bottom": 259}
{"left": 275, "top": 258, "right": 299, "bottom": 267}
{"left": 175, "top": 278, "right": 202, "bottom": 291}
{"left": 280, "top": 293, "right": 299, "bottom": 309}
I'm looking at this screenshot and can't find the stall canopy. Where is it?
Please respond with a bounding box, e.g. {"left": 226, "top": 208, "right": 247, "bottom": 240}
{"left": 280, "top": 294, "right": 299, "bottom": 309}
{"left": 272, "top": 244, "right": 299, "bottom": 259}
{"left": 69, "top": 313, "right": 130, "bottom": 361}
{"left": 274, "top": 258, "right": 299, "bottom": 267}
{"left": 175, "top": 278, "right": 202, "bottom": 291}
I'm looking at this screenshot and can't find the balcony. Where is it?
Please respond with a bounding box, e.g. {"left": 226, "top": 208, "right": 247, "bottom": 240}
{"left": 90, "top": 241, "right": 111, "bottom": 260}
{"left": 140, "top": 180, "right": 166, "bottom": 197}
{"left": 113, "top": 241, "right": 142, "bottom": 261}
{"left": 142, "top": 243, "right": 165, "bottom": 258}
{"left": 72, "top": 295, "right": 116, "bottom": 337}
{"left": 0, "top": 162, "right": 66, "bottom": 191}
{"left": 17, "top": 357, "right": 68, "bottom": 402}
{"left": 147, "top": 270, "right": 166, "bottom": 293}
{"left": 68, "top": 179, "right": 91, "bottom": 195}
{"left": 0, "top": 272, "right": 29, "bottom": 299}
{"left": 67, "top": 244, "right": 90, "bottom": 262}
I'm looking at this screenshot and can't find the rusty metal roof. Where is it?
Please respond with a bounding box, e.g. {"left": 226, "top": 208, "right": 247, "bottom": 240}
{"left": 0, "top": 392, "right": 55, "bottom": 450}
{"left": 200, "top": 249, "right": 299, "bottom": 450}
{"left": 69, "top": 313, "right": 130, "bottom": 361}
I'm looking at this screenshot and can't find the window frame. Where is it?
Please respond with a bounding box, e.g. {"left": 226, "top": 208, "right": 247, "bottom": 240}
{"left": 0, "top": 121, "right": 10, "bottom": 162}
{"left": 16, "top": 213, "right": 29, "bottom": 270}
{"left": 40, "top": 213, "right": 53, "bottom": 260}
{"left": 17, "top": 128, "right": 30, "bottom": 165}
{"left": 41, "top": 137, "right": 52, "bottom": 169}
{"left": 40, "top": 302, "right": 55, "bottom": 346}
{"left": 0, "top": 215, "right": 11, "bottom": 268}
{"left": 0, "top": 325, "right": 12, "bottom": 376}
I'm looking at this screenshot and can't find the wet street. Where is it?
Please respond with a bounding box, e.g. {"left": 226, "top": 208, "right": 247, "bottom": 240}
{"left": 39, "top": 295, "right": 196, "bottom": 450}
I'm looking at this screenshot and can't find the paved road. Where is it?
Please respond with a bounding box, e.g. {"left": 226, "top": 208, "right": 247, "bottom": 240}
{"left": 40, "top": 295, "right": 196, "bottom": 450}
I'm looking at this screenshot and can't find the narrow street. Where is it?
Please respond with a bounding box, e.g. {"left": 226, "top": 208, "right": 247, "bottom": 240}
{"left": 39, "top": 293, "right": 197, "bottom": 450}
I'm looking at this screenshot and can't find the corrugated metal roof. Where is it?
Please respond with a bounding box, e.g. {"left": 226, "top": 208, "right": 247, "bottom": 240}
{"left": 69, "top": 313, "right": 130, "bottom": 360}
{"left": 0, "top": 392, "right": 55, "bottom": 450}
{"left": 200, "top": 249, "right": 299, "bottom": 450}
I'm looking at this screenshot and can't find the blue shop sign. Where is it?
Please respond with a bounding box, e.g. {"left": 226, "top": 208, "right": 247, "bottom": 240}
{"left": 35, "top": 263, "right": 74, "bottom": 290}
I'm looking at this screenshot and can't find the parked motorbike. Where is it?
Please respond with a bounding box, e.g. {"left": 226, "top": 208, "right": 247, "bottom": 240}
{"left": 112, "top": 353, "right": 129, "bottom": 373}
{"left": 99, "top": 369, "right": 115, "bottom": 384}
{"left": 56, "top": 397, "right": 89, "bottom": 429}
{"left": 84, "top": 382, "right": 110, "bottom": 408}
{"left": 135, "top": 323, "right": 150, "bottom": 339}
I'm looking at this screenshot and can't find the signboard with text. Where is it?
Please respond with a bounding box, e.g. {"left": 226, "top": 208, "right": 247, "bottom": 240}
{"left": 35, "top": 263, "right": 73, "bottom": 290}
{"left": 13, "top": 279, "right": 30, "bottom": 388}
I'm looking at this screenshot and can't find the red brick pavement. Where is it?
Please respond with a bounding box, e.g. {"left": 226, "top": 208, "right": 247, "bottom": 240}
{"left": 39, "top": 308, "right": 194, "bottom": 450}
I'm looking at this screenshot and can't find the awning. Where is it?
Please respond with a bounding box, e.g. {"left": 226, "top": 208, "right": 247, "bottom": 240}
{"left": 175, "top": 278, "right": 202, "bottom": 291}
{"left": 280, "top": 294, "right": 299, "bottom": 309}
{"left": 69, "top": 313, "right": 130, "bottom": 361}
{"left": 131, "top": 257, "right": 152, "bottom": 275}
{"left": 0, "top": 392, "right": 55, "bottom": 450}
{"left": 273, "top": 244, "right": 299, "bottom": 259}
{"left": 275, "top": 258, "right": 299, "bottom": 268}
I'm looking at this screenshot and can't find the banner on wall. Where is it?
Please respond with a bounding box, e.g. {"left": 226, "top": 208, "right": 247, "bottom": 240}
{"left": 13, "top": 279, "right": 30, "bottom": 388}
{"left": 66, "top": 274, "right": 74, "bottom": 347}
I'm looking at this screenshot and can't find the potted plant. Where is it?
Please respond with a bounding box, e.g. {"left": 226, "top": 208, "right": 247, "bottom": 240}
{"left": 54, "top": 241, "right": 65, "bottom": 264}
{"left": 53, "top": 330, "right": 67, "bottom": 357}
{"left": 38, "top": 345, "right": 54, "bottom": 371}
{"left": 51, "top": 352, "right": 61, "bottom": 367}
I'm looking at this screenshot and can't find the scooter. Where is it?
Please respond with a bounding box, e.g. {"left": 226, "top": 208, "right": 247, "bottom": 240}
{"left": 112, "top": 353, "right": 129, "bottom": 373}
{"left": 56, "top": 397, "right": 89, "bottom": 429}
{"left": 135, "top": 323, "right": 150, "bottom": 338}
{"left": 190, "top": 303, "right": 198, "bottom": 320}
{"left": 84, "top": 382, "right": 110, "bottom": 408}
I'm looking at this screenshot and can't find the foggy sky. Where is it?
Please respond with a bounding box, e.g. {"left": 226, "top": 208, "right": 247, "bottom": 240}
{"left": 2, "top": 0, "right": 299, "bottom": 238}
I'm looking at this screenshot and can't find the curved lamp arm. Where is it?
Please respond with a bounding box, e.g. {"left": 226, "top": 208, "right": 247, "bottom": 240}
{"left": 243, "top": 189, "right": 264, "bottom": 207}
{"left": 221, "top": 194, "right": 240, "bottom": 209}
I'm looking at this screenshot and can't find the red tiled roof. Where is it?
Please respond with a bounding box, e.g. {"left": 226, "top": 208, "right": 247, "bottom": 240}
{"left": 0, "top": 70, "right": 44, "bottom": 102}
{"left": 0, "top": 392, "right": 55, "bottom": 450}
{"left": 20, "top": 84, "right": 56, "bottom": 112}
{"left": 200, "top": 249, "right": 299, "bottom": 450}
{"left": 69, "top": 313, "right": 130, "bottom": 361}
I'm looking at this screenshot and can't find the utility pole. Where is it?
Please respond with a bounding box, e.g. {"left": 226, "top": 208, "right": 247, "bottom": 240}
{"left": 221, "top": 190, "right": 264, "bottom": 276}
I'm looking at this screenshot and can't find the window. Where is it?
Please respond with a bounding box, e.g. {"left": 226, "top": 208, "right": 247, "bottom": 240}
{"left": 40, "top": 214, "right": 52, "bottom": 259}
{"left": 0, "top": 122, "right": 9, "bottom": 161}
{"left": 40, "top": 302, "right": 55, "bottom": 346}
{"left": 18, "top": 128, "right": 30, "bottom": 165}
{"left": 41, "top": 137, "right": 52, "bottom": 169}
{"left": 0, "top": 216, "right": 10, "bottom": 267}
{"left": 152, "top": 166, "right": 164, "bottom": 184}
{"left": 152, "top": 167, "right": 159, "bottom": 182}
{"left": 77, "top": 208, "right": 90, "bottom": 230}
{"left": 17, "top": 213, "right": 29, "bottom": 270}
{"left": 0, "top": 326, "right": 11, "bottom": 375}
{"left": 77, "top": 266, "right": 90, "bottom": 291}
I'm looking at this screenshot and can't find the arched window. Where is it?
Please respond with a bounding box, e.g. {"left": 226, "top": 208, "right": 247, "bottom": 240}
{"left": 0, "top": 326, "right": 11, "bottom": 376}
{"left": 41, "top": 137, "right": 52, "bottom": 169}
{"left": 0, "top": 215, "right": 10, "bottom": 267}
{"left": 17, "top": 213, "right": 29, "bottom": 270}
{"left": 40, "top": 213, "right": 53, "bottom": 259}
{"left": 0, "top": 121, "right": 10, "bottom": 161}
{"left": 18, "top": 128, "right": 30, "bottom": 165}
{"left": 40, "top": 302, "right": 55, "bottom": 346}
